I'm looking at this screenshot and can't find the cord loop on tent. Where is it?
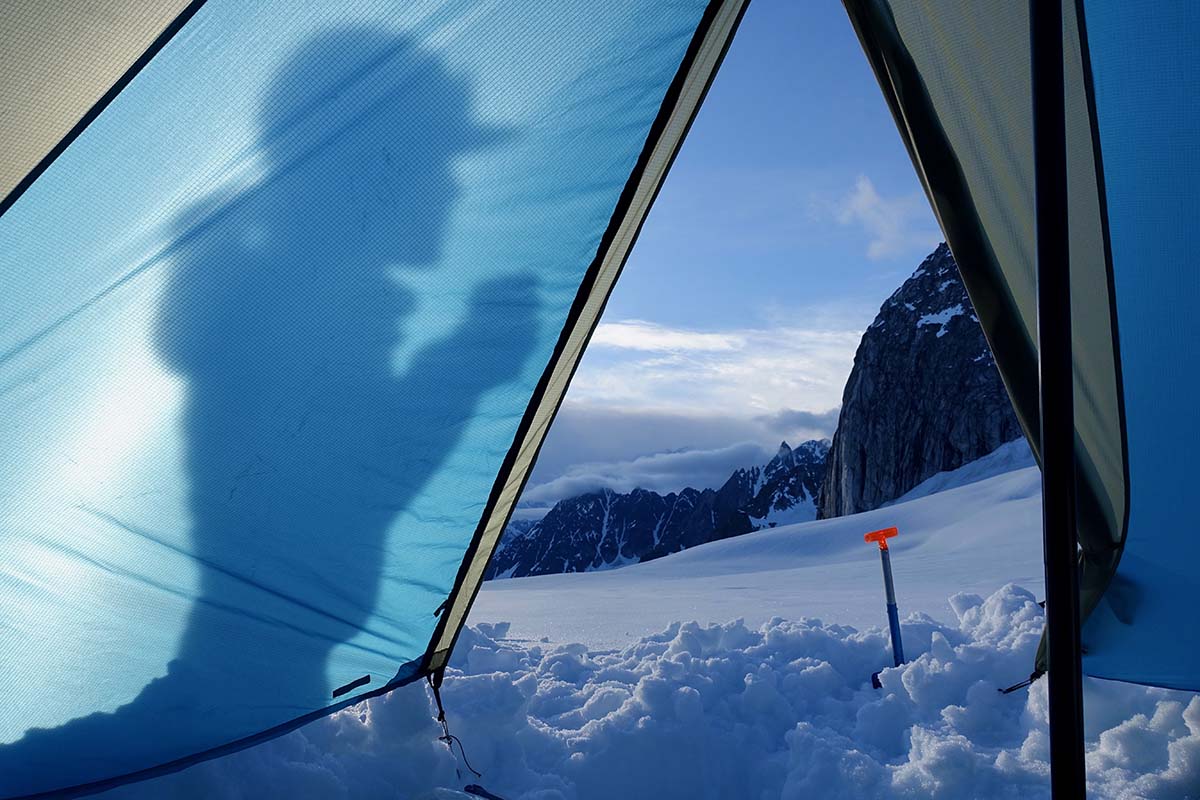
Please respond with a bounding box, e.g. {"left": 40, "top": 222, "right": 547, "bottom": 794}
{"left": 427, "top": 669, "right": 483, "bottom": 780}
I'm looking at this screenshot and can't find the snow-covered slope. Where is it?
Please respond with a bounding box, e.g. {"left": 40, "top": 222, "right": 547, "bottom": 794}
{"left": 106, "top": 451, "right": 1200, "bottom": 800}
{"left": 473, "top": 453, "right": 1045, "bottom": 649}
{"left": 887, "top": 437, "right": 1035, "bottom": 506}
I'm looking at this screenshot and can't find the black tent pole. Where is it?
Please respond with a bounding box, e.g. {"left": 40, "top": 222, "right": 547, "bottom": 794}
{"left": 1031, "top": 0, "right": 1087, "bottom": 796}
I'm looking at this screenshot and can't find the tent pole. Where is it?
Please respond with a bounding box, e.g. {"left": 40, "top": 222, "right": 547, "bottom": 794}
{"left": 1031, "top": 0, "right": 1087, "bottom": 796}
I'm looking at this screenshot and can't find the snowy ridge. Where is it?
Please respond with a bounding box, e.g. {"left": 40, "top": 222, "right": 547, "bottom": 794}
{"left": 887, "top": 437, "right": 1035, "bottom": 506}
{"left": 487, "top": 439, "right": 828, "bottom": 579}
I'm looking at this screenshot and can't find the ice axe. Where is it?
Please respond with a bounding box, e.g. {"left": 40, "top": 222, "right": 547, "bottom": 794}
{"left": 865, "top": 526, "right": 904, "bottom": 688}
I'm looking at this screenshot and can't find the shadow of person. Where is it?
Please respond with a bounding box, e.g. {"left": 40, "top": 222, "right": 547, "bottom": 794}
{"left": 0, "top": 26, "right": 540, "bottom": 796}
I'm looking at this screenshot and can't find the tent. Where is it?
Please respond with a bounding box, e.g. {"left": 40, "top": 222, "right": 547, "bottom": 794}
{"left": 0, "top": 1, "right": 747, "bottom": 795}
{"left": 844, "top": 0, "right": 1199, "bottom": 792}
{"left": 0, "top": 0, "right": 1194, "bottom": 797}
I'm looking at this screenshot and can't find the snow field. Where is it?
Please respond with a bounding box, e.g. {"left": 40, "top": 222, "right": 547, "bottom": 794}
{"left": 473, "top": 442, "right": 1046, "bottom": 649}
{"left": 110, "top": 583, "right": 1200, "bottom": 799}
{"left": 104, "top": 447, "right": 1199, "bottom": 798}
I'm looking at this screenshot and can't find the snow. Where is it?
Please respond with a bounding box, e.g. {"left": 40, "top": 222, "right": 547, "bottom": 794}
{"left": 102, "top": 449, "right": 1200, "bottom": 799}
{"left": 885, "top": 438, "right": 1035, "bottom": 507}
{"left": 752, "top": 464, "right": 768, "bottom": 496}
{"left": 473, "top": 460, "right": 1046, "bottom": 647}
{"left": 749, "top": 497, "right": 817, "bottom": 529}
{"left": 917, "top": 304, "right": 966, "bottom": 337}
{"left": 490, "top": 564, "right": 520, "bottom": 581}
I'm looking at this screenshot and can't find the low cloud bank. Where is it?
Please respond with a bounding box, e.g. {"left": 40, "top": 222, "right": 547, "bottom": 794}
{"left": 522, "top": 403, "right": 839, "bottom": 506}
{"left": 570, "top": 321, "right": 861, "bottom": 419}
{"left": 519, "top": 440, "right": 773, "bottom": 505}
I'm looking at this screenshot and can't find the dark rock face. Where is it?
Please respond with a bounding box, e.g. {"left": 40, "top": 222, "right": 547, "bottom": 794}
{"left": 487, "top": 440, "right": 829, "bottom": 579}
{"left": 817, "top": 243, "right": 1023, "bottom": 518}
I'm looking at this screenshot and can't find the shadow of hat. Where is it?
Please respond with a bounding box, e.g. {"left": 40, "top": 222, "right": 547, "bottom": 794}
{"left": 259, "top": 26, "right": 515, "bottom": 159}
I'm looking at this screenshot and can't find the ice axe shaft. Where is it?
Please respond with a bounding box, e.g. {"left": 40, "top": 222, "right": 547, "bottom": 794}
{"left": 865, "top": 527, "right": 904, "bottom": 667}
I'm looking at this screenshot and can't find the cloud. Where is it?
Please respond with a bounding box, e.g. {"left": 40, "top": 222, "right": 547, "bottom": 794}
{"left": 507, "top": 318, "right": 860, "bottom": 506}
{"left": 755, "top": 407, "right": 842, "bottom": 434}
{"left": 520, "top": 441, "right": 774, "bottom": 505}
{"left": 569, "top": 320, "right": 863, "bottom": 419}
{"left": 590, "top": 320, "right": 743, "bottom": 352}
{"left": 835, "top": 175, "right": 940, "bottom": 260}
{"left": 519, "top": 403, "right": 841, "bottom": 506}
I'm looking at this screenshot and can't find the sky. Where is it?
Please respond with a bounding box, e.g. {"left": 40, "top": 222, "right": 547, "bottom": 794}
{"left": 521, "top": 0, "right": 943, "bottom": 507}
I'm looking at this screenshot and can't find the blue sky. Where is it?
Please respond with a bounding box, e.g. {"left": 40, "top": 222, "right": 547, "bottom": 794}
{"left": 523, "top": 0, "right": 943, "bottom": 506}
{"left": 609, "top": 0, "right": 937, "bottom": 328}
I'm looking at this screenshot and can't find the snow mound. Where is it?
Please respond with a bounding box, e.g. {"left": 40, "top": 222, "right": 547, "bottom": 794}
{"left": 109, "top": 585, "right": 1200, "bottom": 799}
{"left": 103, "top": 453, "right": 1196, "bottom": 798}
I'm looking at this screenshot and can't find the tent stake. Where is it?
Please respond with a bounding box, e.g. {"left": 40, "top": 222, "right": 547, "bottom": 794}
{"left": 1031, "top": 0, "right": 1087, "bottom": 795}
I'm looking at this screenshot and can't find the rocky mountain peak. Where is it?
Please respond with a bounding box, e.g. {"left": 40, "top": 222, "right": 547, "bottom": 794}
{"left": 764, "top": 441, "right": 794, "bottom": 478}
{"left": 817, "top": 244, "right": 1021, "bottom": 518}
{"left": 795, "top": 439, "right": 830, "bottom": 461}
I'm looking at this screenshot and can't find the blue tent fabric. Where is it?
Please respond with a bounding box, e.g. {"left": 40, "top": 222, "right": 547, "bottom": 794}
{"left": 0, "top": 1, "right": 743, "bottom": 795}
{"left": 1076, "top": 0, "right": 1200, "bottom": 690}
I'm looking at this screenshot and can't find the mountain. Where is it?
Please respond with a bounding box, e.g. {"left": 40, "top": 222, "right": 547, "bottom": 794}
{"left": 491, "top": 242, "right": 1020, "bottom": 573}
{"left": 733, "top": 439, "right": 829, "bottom": 527}
{"left": 817, "top": 243, "right": 1023, "bottom": 518}
{"left": 487, "top": 439, "right": 829, "bottom": 579}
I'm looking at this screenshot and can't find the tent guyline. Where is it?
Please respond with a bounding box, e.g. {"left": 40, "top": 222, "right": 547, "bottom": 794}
{"left": 426, "top": 671, "right": 484, "bottom": 783}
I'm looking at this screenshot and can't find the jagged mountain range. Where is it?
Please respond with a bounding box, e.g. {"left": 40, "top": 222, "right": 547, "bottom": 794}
{"left": 486, "top": 440, "right": 828, "bottom": 579}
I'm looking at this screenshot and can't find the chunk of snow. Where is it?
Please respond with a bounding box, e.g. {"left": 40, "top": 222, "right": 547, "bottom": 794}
{"left": 110, "top": 453, "right": 1195, "bottom": 799}
{"left": 118, "top": 583, "right": 1200, "bottom": 800}
{"left": 749, "top": 498, "right": 817, "bottom": 529}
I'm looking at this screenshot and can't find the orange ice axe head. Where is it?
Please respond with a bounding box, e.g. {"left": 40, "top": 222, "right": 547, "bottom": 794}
{"left": 864, "top": 526, "right": 898, "bottom": 551}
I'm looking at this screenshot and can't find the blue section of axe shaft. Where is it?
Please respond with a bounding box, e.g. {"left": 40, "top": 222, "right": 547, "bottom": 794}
{"left": 880, "top": 546, "right": 904, "bottom": 666}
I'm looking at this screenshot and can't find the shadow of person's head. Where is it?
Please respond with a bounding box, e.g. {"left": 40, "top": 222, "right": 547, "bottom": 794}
{"left": 157, "top": 26, "right": 515, "bottom": 379}
{"left": 255, "top": 26, "right": 509, "bottom": 266}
